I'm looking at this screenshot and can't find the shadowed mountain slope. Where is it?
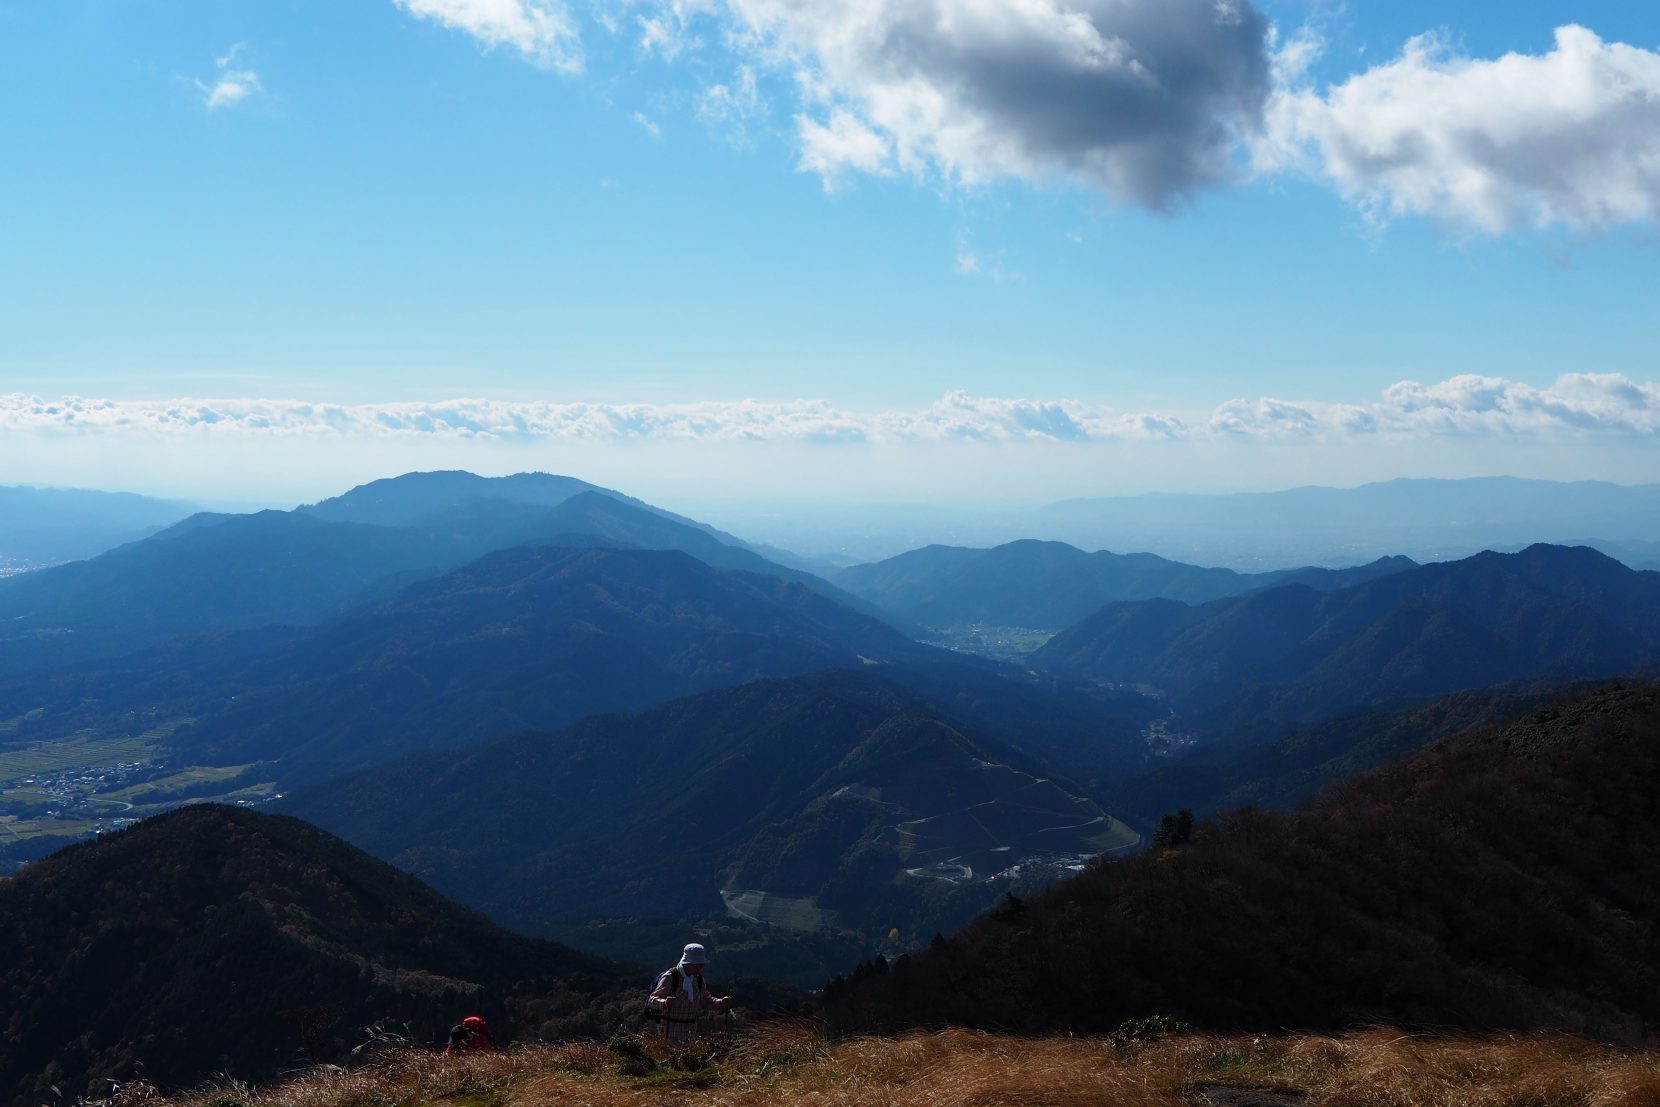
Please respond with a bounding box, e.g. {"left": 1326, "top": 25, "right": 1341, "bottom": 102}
{"left": 178, "top": 546, "right": 936, "bottom": 776}
{"left": 430, "top": 492, "right": 894, "bottom": 624}
{"left": 8, "top": 545, "right": 940, "bottom": 782}
{"left": 836, "top": 539, "right": 1413, "bottom": 631}
{"left": 281, "top": 669, "right": 1140, "bottom": 958}
{"left": 1108, "top": 681, "right": 1583, "bottom": 828}
{"left": 1033, "top": 545, "right": 1660, "bottom": 732}
{"left": 0, "top": 805, "right": 630, "bottom": 1106}
{"left": 827, "top": 682, "right": 1660, "bottom": 1041}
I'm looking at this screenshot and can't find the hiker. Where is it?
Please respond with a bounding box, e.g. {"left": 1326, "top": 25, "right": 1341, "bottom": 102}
{"left": 647, "top": 942, "right": 732, "bottom": 1041}
{"left": 442, "top": 1014, "right": 496, "bottom": 1055}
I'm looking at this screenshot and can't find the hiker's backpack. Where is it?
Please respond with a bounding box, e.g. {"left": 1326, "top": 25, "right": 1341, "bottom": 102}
{"left": 643, "top": 967, "right": 681, "bottom": 1022}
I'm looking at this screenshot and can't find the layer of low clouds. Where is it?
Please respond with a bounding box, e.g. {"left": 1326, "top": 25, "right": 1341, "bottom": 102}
{"left": 7, "top": 374, "right": 1657, "bottom": 445}
{"left": 196, "top": 44, "right": 261, "bottom": 110}
{"left": 394, "top": 0, "right": 582, "bottom": 72}
{"left": 1265, "top": 25, "right": 1660, "bottom": 233}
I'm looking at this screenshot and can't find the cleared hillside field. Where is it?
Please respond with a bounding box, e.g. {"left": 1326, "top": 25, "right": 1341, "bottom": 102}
{"left": 0, "top": 724, "right": 279, "bottom": 847}
{"left": 156, "top": 1026, "right": 1660, "bottom": 1107}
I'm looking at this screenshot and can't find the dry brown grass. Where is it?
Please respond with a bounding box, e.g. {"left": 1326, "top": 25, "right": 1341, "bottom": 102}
{"left": 154, "top": 1025, "right": 1660, "bottom": 1107}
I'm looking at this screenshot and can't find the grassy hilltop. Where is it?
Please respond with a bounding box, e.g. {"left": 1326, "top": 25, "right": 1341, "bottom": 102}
{"left": 143, "top": 1024, "right": 1660, "bottom": 1107}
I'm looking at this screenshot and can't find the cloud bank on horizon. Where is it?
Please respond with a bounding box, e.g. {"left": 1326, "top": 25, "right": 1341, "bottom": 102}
{"left": 7, "top": 374, "right": 1658, "bottom": 445}
{"left": 398, "top": 1, "right": 1660, "bottom": 233}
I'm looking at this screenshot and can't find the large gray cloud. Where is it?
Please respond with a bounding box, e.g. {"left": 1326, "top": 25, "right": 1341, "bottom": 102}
{"left": 8, "top": 374, "right": 1658, "bottom": 444}
{"left": 711, "top": 0, "right": 1275, "bottom": 208}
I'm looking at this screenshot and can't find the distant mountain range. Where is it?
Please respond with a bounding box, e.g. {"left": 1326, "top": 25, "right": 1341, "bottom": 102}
{"left": 1037, "top": 477, "right": 1660, "bottom": 569}
{"left": 0, "top": 472, "right": 889, "bottom": 674}
{"left": 280, "top": 668, "right": 1145, "bottom": 981}
{"left": 716, "top": 477, "right": 1660, "bottom": 570}
{"left": 1034, "top": 544, "right": 1660, "bottom": 735}
{"left": 0, "top": 806, "right": 631, "bottom": 1105}
{"left": 0, "top": 544, "right": 946, "bottom": 784}
{"left": 836, "top": 538, "right": 1414, "bottom": 630}
{"left": 0, "top": 485, "right": 196, "bottom": 568}
{"left": 826, "top": 681, "right": 1660, "bottom": 1040}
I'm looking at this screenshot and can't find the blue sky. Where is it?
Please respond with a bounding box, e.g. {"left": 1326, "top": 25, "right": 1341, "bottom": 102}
{"left": 1, "top": 0, "right": 1658, "bottom": 508}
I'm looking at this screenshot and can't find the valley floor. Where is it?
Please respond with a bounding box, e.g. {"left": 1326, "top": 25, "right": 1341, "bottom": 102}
{"left": 152, "top": 1025, "right": 1660, "bottom": 1107}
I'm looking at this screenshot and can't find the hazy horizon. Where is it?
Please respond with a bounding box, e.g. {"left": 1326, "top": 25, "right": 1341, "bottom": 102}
{"left": 11, "top": 468, "right": 1660, "bottom": 571}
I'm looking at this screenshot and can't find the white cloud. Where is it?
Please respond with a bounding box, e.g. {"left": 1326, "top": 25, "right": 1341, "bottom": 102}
{"left": 1377, "top": 373, "right": 1660, "bottom": 435}
{"left": 893, "top": 392, "right": 1181, "bottom": 441}
{"left": 196, "top": 44, "right": 262, "bottom": 110}
{"left": 632, "top": 111, "right": 663, "bottom": 138}
{"left": 395, "top": 0, "right": 583, "bottom": 72}
{"left": 1265, "top": 25, "right": 1660, "bottom": 233}
{"left": 796, "top": 109, "right": 892, "bottom": 188}
{"left": 633, "top": 0, "right": 720, "bottom": 57}
{"left": 698, "top": 65, "right": 765, "bottom": 144}
{"left": 1213, "top": 373, "right": 1660, "bottom": 438}
{"left": 643, "top": 0, "right": 1274, "bottom": 207}
{"left": 638, "top": 14, "right": 679, "bottom": 56}
{"left": 7, "top": 374, "right": 1657, "bottom": 447}
{"left": 1209, "top": 397, "right": 1320, "bottom": 438}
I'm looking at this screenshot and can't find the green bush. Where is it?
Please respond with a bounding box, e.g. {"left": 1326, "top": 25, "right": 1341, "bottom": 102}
{"left": 1109, "top": 1014, "right": 1191, "bottom": 1047}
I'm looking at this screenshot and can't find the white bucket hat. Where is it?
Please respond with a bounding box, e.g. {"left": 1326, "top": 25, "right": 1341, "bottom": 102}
{"left": 679, "top": 942, "right": 709, "bottom": 966}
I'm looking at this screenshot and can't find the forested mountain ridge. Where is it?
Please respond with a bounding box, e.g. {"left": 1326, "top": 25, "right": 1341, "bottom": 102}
{"left": 835, "top": 538, "right": 1414, "bottom": 630}
{"left": 1111, "top": 681, "right": 1582, "bottom": 825}
{"left": 0, "top": 806, "right": 632, "bottom": 1106}
{"left": 155, "top": 545, "right": 945, "bottom": 779}
{"left": 280, "top": 668, "right": 1143, "bottom": 982}
{"left": 826, "top": 681, "right": 1660, "bottom": 1041}
{"left": 0, "top": 542, "right": 956, "bottom": 810}
{"left": 1033, "top": 544, "right": 1660, "bottom": 731}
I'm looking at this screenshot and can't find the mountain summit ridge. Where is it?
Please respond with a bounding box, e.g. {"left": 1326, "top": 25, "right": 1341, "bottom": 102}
{"left": 1034, "top": 543, "right": 1660, "bottom": 730}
